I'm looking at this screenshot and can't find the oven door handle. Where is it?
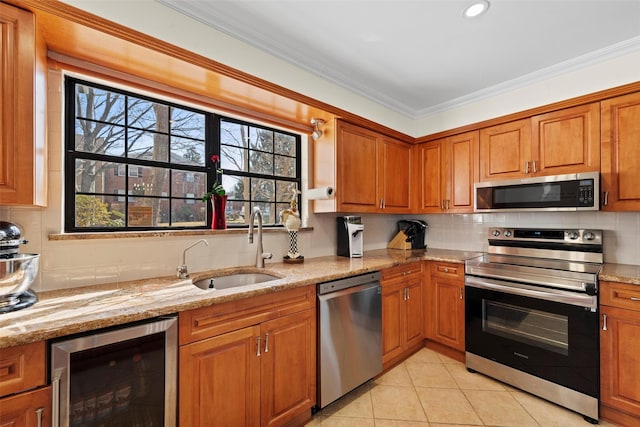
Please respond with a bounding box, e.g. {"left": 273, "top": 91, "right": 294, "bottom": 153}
{"left": 465, "top": 275, "right": 597, "bottom": 309}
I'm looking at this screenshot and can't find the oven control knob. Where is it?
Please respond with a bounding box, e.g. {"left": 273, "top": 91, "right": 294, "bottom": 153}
{"left": 583, "top": 231, "right": 596, "bottom": 241}
{"left": 585, "top": 282, "right": 597, "bottom": 296}
{"left": 568, "top": 231, "right": 579, "bottom": 240}
{"left": 492, "top": 229, "right": 501, "bottom": 237}
{"left": 503, "top": 230, "right": 512, "bottom": 238}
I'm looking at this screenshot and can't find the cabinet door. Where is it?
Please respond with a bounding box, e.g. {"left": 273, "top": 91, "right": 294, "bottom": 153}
{"left": 0, "top": 386, "right": 51, "bottom": 427}
{"left": 601, "top": 92, "right": 640, "bottom": 211}
{"left": 179, "top": 326, "right": 261, "bottom": 427}
{"left": 380, "top": 137, "right": 411, "bottom": 212}
{"left": 478, "top": 119, "right": 532, "bottom": 181}
{"left": 428, "top": 276, "right": 465, "bottom": 351}
{"left": 601, "top": 305, "right": 640, "bottom": 418}
{"left": 336, "top": 122, "right": 379, "bottom": 212}
{"left": 0, "top": 4, "right": 45, "bottom": 206}
{"left": 382, "top": 283, "right": 404, "bottom": 365}
{"left": 413, "top": 140, "right": 445, "bottom": 213}
{"left": 261, "top": 309, "right": 315, "bottom": 427}
{"left": 532, "top": 103, "right": 600, "bottom": 176}
{"left": 404, "top": 277, "right": 424, "bottom": 349}
{"left": 445, "top": 131, "right": 477, "bottom": 213}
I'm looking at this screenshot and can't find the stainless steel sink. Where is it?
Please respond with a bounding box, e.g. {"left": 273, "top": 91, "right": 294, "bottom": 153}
{"left": 192, "top": 272, "right": 280, "bottom": 290}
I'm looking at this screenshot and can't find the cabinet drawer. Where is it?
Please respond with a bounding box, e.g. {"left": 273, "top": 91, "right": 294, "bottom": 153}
{"left": 179, "top": 285, "right": 314, "bottom": 344}
{"left": 0, "top": 341, "right": 45, "bottom": 398}
{"left": 381, "top": 262, "right": 422, "bottom": 282}
{"left": 601, "top": 281, "right": 640, "bottom": 312}
{"left": 430, "top": 261, "right": 465, "bottom": 281}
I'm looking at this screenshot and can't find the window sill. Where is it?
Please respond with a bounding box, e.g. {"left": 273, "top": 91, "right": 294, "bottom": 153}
{"left": 49, "top": 227, "right": 313, "bottom": 241}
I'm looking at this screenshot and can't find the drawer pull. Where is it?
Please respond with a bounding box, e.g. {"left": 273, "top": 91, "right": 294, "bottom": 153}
{"left": 459, "top": 288, "right": 463, "bottom": 300}
{"left": 264, "top": 333, "right": 269, "bottom": 353}
{"left": 36, "top": 407, "right": 44, "bottom": 427}
{"left": 256, "top": 336, "right": 261, "bottom": 356}
{"left": 602, "top": 314, "right": 607, "bottom": 331}
{"left": 631, "top": 297, "right": 640, "bottom": 301}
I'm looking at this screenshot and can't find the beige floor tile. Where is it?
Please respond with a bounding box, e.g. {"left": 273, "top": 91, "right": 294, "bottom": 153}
{"left": 510, "top": 389, "right": 619, "bottom": 427}
{"left": 415, "top": 387, "right": 482, "bottom": 425}
{"left": 370, "top": 384, "right": 428, "bottom": 422}
{"left": 374, "top": 420, "right": 430, "bottom": 426}
{"left": 464, "top": 389, "right": 538, "bottom": 427}
{"left": 375, "top": 363, "right": 413, "bottom": 386}
{"left": 445, "top": 362, "right": 507, "bottom": 391}
{"left": 405, "top": 347, "right": 444, "bottom": 364}
{"left": 405, "top": 361, "right": 458, "bottom": 388}
{"left": 430, "top": 425, "right": 483, "bottom": 427}
{"left": 321, "top": 384, "right": 374, "bottom": 419}
{"left": 317, "top": 414, "right": 376, "bottom": 426}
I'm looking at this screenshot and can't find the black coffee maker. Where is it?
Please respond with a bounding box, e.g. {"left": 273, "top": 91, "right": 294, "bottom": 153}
{"left": 396, "top": 220, "right": 428, "bottom": 249}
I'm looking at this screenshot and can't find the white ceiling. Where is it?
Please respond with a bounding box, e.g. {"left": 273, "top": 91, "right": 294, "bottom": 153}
{"left": 158, "top": 0, "right": 640, "bottom": 119}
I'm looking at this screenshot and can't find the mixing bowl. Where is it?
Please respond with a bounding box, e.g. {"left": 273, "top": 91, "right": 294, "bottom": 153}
{"left": 0, "top": 254, "right": 39, "bottom": 299}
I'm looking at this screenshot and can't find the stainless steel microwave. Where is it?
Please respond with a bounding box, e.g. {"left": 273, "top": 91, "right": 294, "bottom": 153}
{"left": 474, "top": 172, "right": 600, "bottom": 212}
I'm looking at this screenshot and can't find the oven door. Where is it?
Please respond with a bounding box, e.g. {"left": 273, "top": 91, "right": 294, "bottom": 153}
{"left": 465, "top": 276, "right": 599, "bottom": 398}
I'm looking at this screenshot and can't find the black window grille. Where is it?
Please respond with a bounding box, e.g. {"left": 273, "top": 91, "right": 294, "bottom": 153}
{"left": 64, "top": 77, "right": 301, "bottom": 232}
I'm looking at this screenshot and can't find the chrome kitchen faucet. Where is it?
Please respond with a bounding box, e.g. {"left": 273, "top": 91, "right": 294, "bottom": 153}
{"left": 176, "top": 239, "right": 208, "bottom": 279}
{"left": 248, "top": 208, "right": 272, "bottom": 268}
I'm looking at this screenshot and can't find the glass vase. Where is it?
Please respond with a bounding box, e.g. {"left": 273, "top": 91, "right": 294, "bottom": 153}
{"left": 210, "top": 195, "right": 227, "bottom": 229}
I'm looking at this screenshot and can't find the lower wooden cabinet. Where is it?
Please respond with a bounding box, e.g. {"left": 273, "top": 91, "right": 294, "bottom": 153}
{"left": 0, "top": 386, "right": 52, "bottom": 427}
{"left": 178, "top": 286, "right": 316, "bottom": 427}
{"left": 381, "top": 263, "right": 423, "bottom": 368}
{"left": 425, "top": 261, "right": 465, "bottom": 352}
{"left": 600, "top": 281, "right": 640, "bottom": 426}
{"left": 0, "top": 341, "right": 50, "bottom": 427}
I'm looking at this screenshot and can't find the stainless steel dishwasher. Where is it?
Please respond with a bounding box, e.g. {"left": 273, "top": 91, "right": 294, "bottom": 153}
{"left": 317, "top": 271, "right": 382, "bottom": 408}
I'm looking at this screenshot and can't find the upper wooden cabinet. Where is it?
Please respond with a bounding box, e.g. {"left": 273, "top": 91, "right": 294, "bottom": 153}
{"left": 414, "top": 131, "right": 477, "bottom": 213}
{"left": 601, "top": 92, "right": 640, "bottom": 211}
{"left": 313, "top": 120, "right": 411, "bottom": 213}
{"left": 478, "top": 103, "right": 600, "bottom": 181}
{"left": 0, "top": 3, "right": 46, "bottom": 206}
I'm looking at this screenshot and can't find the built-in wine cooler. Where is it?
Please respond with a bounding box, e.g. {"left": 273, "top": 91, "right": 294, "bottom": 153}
{"left": 50, "top": 316, "right": 177, "bottom": 427}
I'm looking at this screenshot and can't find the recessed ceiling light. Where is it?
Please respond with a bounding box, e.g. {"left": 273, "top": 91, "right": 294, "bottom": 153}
{"left": 463, "top": 0, "right": 490, "bottom": 18}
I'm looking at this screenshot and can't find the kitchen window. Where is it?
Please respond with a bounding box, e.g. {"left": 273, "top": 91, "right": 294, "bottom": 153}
{"left": 64, "top": 77, "right": 301, "bottom": 232}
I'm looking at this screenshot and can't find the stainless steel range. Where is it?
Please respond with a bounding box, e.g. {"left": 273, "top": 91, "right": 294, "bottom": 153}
{"left": 465, "top": 228, "right": 603, "bottom": 423}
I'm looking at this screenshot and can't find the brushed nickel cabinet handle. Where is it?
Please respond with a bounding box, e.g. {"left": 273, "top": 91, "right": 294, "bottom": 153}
{"left": 603, "top": 191, "right": 609, "bottom": 206}
{"left": 525, "top": 161, "right": 530, "bottom": 174}
{"left": 36, "top": 407, "right": 44, "bottom": 427}
{"left": 459, "top": 288, "right": 463, "bottom": 300}
{"left": 441, "top": 200, "right": 444, "bottom": 210}
{"left": 256, "top": 336, "right": 261, "bottom": 356}
{"left": 264, "top": 333, "right": 269, "bottom": 353}
{"left": 446, "top": 199, "right": 450, "bottom": 210}
{"left": 602, "top": 314, "right": 607, "bottom": 331}
{"left": 532, "top": 160, "right": 537, "bottom": 174}
{"left": 406, "top": 288, "right": 410, "bottom": 301}
{"left": 631, "top": 297, "right": 640, "bottom": 301}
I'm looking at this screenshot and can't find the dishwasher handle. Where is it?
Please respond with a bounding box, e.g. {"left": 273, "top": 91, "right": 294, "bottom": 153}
{"left": 318, "top": 271, "right": 381, "bottom": 295}
{"left": 317, "top": 281, "right": 381, "bottom": 302}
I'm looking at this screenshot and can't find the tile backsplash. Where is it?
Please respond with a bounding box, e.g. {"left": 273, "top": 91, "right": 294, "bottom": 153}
{"left": 2, "top": 204, "right": 639, "bottom": 293}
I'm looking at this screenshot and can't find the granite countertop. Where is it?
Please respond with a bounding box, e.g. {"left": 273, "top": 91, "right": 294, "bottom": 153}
{"left": 0, "top": 248, "right": 481, "bottom": 349}
{"left": 600, "top": 263, "right": 640, "bottom": 286}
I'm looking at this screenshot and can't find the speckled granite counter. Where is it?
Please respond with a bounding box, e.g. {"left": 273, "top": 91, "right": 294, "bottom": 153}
{"left": 0, "top": 248, "right": 482, "bottom": 349}
{"left": 600, "top": 263, "right": 640, "bottom": 286}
